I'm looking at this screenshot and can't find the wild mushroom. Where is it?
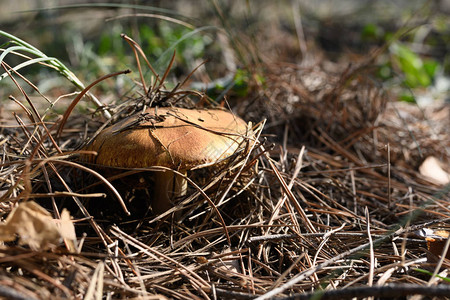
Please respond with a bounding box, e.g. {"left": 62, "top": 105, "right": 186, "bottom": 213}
{"left": 83, "top": 107, "right": 250, "bottom": 214}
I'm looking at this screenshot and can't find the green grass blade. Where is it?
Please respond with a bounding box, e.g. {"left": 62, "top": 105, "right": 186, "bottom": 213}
{"left": 0, "top": 30, "right": 111, "bottom": 118}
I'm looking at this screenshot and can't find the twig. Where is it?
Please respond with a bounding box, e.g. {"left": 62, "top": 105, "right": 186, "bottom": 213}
{"left": 0, "top": 285, "right": 38, "bottom": 300}
{"left": 365, "top": 207, "right": 374, "bottom": 287}
{"left": 387, "top": 143, "right": 392, "bottom": 208}
{"left": 254, "top": 227, "right": 403, "bottom": 300}
{"left": 277, "top": 284, "right": 450, "bottom": 300}
{"left": 110, "top": 226, "right": 211, "bottom": 298}
{"left": 264, "top": 150, "right": 317, "bottom": 234}
{"left": 56, "top": 69, "right": 131, "bottom": 139}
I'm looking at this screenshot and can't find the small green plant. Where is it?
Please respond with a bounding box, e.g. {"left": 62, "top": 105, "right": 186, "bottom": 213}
{"left": 360, "top": 21, "right": 444, "bottom": 103}
{"left": 96, "top": 22, "right": 212, "bottom": 75}
{"left": 192, "top": 68, "right": 265, "bottom": 101}
{"left": 389, "top": 42, "right": 439, "bottom": 89}
{"left": 361, "top": 23, "right": 385, "bottom": 41}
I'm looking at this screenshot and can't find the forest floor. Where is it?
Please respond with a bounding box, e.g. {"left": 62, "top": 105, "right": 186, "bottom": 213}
{"left": 0, "top": 1, "right": 449, "bottom": 299}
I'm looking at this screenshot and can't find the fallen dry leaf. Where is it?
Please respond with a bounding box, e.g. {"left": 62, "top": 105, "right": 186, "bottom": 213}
{"left": 0, "top": 201, "right": 76, "bottom": 251}
{"left": 419, "top": 156, "right": 450, "bottom": 185}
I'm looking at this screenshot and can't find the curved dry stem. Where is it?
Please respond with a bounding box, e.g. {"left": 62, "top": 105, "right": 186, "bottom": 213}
{"left": 106, "top": 14, "right": 194, "bottom": 29}
{"left": 120, "top": 34, "right": 159, "bottom": 88}
{"left": 56, "top": 69, "right": 131, "bottom": 139}
{"left": 121, "top": 34, "right": 148, "bottom": 94}
{"left": 32, "top": 157, "right": 130, "bottom": 216}
{"left": 156, "top": 49, "right": 176, "bottom": 92}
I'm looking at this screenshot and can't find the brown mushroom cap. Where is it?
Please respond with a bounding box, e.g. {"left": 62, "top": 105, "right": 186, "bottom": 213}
{"left": 84, "top": 107, "right": 250, "bottom": 170}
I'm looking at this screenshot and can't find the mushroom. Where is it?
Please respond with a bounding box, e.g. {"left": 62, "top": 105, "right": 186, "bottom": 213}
{"left": 83, "top": 107, "right": 250, "bottom": 214}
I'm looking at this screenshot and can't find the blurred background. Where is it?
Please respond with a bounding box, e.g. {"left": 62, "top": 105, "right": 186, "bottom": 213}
{"left": 0, "top": 0, "right": 448, "bottom": 105}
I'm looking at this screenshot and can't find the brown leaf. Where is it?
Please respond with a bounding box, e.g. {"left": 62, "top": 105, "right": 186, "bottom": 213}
{"left": 0, "top": 201, "right": 76, "bottom": 251}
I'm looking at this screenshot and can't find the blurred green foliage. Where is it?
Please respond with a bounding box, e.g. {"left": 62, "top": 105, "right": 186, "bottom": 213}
{"left": 361, "top": 23, "right": 385, "bottom": 41}
{"left": 96, "top": 22, "right": 211, "bottom": 74}
{"left": 390, "top": 42, "right": 438, "bottom": 88}
{"left": 361, "top": 21, "right": 446, "bottom": 102}
{"left": 232, "top": 69, "right": 251, "bottom": 97}
{"left": 54, "top": 21, "right": 213, "bottom": 97}
{"left": 0, "top": 2, "right": 447, "bottom": 105}
{"left": 199, "top": 68, "right": 266, "bottom": 101}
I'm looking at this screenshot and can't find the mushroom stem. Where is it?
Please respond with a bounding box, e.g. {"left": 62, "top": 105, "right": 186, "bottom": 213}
{"left": 152, "top": 170, "right": 187, "bottom": 214}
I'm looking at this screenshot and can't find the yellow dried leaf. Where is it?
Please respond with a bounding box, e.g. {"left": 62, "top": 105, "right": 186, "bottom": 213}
{"left": 57, "top": 209, "right": 76, "bottom": 240}
{"left": 0, "top": 201, "right": 76, "bottom": 251}
{"left": 56, "top": 208, "right": 77, "bottom": 252}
